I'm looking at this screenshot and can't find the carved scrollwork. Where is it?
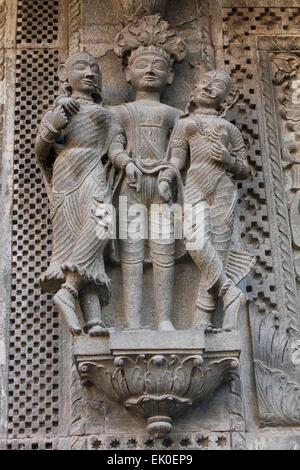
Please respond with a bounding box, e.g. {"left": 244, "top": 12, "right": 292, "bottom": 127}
{"left": 271, "top": 53, "right": 300, "bottom": 86}
{"left": 254, "top": 360, "right": 300, "bottom": 426}
{"left": 69, "top": 0, "right": 81, "bottom": 55}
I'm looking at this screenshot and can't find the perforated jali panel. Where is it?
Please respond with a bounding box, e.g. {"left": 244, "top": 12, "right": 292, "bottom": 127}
{"left": 8, "top": 1, "right": 61, "bottom": 439}
{"left": 16, "top": 0, "right": 59, "bottom": 45}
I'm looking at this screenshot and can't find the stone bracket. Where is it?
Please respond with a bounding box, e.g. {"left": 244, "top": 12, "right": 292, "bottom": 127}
{"left": 74, "top": 330, "right": 241, "bottom": 436}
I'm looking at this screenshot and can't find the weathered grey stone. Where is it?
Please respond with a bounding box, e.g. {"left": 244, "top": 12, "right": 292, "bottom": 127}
{"left": 1, "top": 0, "right": 300, "bottom": 451}
{"left": 110, "top": 329, "right": 205, "bottom": 352}
{"left": 75, "top": 329, "right": 240, "bottom": 436}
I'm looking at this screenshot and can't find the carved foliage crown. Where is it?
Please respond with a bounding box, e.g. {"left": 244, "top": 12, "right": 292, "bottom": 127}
{"left": 114, "top": 13, "right": 185, "bottom": 64}
{"left": 112, "top": 0, "right": 168, "bottom": 22}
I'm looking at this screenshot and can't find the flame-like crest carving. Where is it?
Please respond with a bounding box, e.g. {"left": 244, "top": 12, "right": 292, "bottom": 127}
{"left": 114, "top": 13, "right": 185, "bottom": 64}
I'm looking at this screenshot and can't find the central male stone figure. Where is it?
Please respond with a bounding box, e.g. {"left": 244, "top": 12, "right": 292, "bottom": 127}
{"left": 110, "top": 14, "right": 185, "bottom": 330}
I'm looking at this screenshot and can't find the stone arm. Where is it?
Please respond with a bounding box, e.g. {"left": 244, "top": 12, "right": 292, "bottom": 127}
{"left": 108, "top": 132, "right": 142, "bottom": 192}
{"left": 35, "top": 105, "right": 69, "bottom": 184}
{"left": 228, "top": 123, "right": 252, "bottom": 180}
{"left": 108, "top": 133, "right": 131, "bottom": 170}
{"left": 158, "top": 119, "right": 189, "bottom": 202}
{"left": 159, "top": 119, "right": 189, "bottom": 183}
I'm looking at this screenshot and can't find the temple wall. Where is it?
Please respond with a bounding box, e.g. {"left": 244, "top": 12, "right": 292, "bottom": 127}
{"left": 0, "top": 0, "right": 299, "bottom": 450}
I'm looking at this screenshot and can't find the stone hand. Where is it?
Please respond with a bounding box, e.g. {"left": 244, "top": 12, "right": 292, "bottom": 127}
{"left": 58, "top": 97, "right": 80, "bottom": 117}
{"left": 211, "top": 143, "right": 234, "bottom": 169}
{"left": 159, "top": 181, "right": 172, "bottom": 202}
{"left": 47, "top": 104, "right": 69, "bottom": 131}
{"left": 126, "top": 162, "right": 142, "bottom": 192}
{"left": 91, "top": 199, "right": 114, "bottom": 238}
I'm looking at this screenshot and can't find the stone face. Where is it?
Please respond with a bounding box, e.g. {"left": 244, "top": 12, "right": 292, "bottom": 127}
{"left": 1, "top": 0, "right": 300, "bottom": 451}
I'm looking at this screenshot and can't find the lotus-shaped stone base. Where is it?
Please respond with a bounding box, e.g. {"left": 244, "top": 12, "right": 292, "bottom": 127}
{"left": 74, "top": 330, "right": 240, "bottom": 437}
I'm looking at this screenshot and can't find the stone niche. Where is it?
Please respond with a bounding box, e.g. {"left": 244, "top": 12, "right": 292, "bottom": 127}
{"left": 1, "top": 0, "right": 300, "bottom": 452}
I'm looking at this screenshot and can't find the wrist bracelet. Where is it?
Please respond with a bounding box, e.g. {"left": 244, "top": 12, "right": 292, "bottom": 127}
{"left": 120, "top": 157, "right": 132, "bottom": 170}
{"left": 39, "top": 132, "right": 56, "bottom": 144}
{"left": 38, "top": 129, "right": 56, "bottom": 144}
{"left": 45, "top": 121, "right": 61, "bottom": 135}
{"left": 159, "top": 177, "right": 172, "bottom": 184}
{"left": 114, "top": 151, "right": 131, "bottom": 170}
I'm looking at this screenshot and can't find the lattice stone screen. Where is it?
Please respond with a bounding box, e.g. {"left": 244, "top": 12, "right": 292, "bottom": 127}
{"left": 8, "top": 0, "right": 61, "bottom": 439}
{"left": 0, "top": 0, "right": 299, "bottom": 451}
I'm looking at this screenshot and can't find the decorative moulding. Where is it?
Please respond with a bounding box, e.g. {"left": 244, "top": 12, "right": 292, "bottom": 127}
{"left": 74, "top": 330, "right": 241, "bottom": 436}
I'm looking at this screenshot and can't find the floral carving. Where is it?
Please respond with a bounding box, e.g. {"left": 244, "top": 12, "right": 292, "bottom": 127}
{"left": 271, "top": 53, "right": 300, "bottom": 86}
{"left": 112, "top": 0, "right": 168, "bottom": 23}
{"left": 77, "top": 353, "right": 239, "bottom": 437}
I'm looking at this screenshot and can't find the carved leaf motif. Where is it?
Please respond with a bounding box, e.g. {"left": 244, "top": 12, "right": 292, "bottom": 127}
{"left": 111, "top": 357, "right": 134, "bottom": 399}
{"left": 114, "top": 13, "right": 185, "bottom": 63}
{"left": 112, "top": 0, "right": 168, "bottom": 21}
{"left": 145, "top": 356, "right": 173, "bottom": 395}
{"left": 111, "top": 368, "right": 131, "bottom": 400}
{"left": 191, "top": 359, "right": 238, "bottom": 402}
{"left": 271, "top": 53, "right": 300, "bottom": 85}
{"left": 255, "top": 360, "right": 300, "bottom": 426}
{"left": 128, "top": 355, "right": 148, "bottom": 395}
{"left": 173, "top": 356, "right": 204, "bottom": 396}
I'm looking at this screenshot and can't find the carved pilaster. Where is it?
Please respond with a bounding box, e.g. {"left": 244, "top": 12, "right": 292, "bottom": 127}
{"left": 249, "top": 36, "right": 300, "bottom": 426}
{"left": 68, "top": 0, "right": 82, "bottom": 55}
{"left": 0, "top": 1, "right": 6, "bottom": 81}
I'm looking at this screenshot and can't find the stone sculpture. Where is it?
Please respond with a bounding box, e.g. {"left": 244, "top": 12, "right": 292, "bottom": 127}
{"left": 161, "top": 71, "right": 256, "bottom": 331}
{"left": 110, "top": 14, "right": 185, "bottom": 331}
{"left": 35, "top": 52, "right": 128, "bottom": 337}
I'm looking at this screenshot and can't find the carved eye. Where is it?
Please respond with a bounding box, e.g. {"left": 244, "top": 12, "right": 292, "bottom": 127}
{"left": 153, "top": 61, "right": 167, "bottom": 71}
{"left": 73, "top": 63, "right": 86, "bottom": 71}
{"left": 201, "top": 77, "right": 210, "bottom": 86}
{"left": 134, "top": 60, "right": 149, "bottom": 69}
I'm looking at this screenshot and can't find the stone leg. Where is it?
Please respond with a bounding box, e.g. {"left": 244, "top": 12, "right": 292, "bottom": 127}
{"left": 53, "top": 271, "right": 82, "bottom": 336}
{"left": 120, "top": 239, "right": 145, "bottom": 329}
{"left": 193, "top": 288, "right": 215, "bottom": 329}
{"left": 79, "top": 286, "right": 108, "bottom": 337}
{"left": 150, "top": 240, "right": 175, "bottom": 331}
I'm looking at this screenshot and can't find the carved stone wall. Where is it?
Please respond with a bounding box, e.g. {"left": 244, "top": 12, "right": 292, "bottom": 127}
{"left": 222, "top": 5, "right": 300, "bottom": 429}
{"left": 0, "top": 0, "right": 299, "bottom": 451}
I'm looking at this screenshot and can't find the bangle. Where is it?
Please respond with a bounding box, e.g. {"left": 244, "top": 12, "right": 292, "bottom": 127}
{"left": 45, "top": 121, "right": 60, "bottom": 135}
{"left": 159, "top": 177, "right": 172, "bottom": 184}
{"left": 39, "top": 131, "right": 56, "bottom": 144}
{"left": 159, "top": 168, "right": 176, "bottom": 183}
{"left": 113, "top": 151, "right": 131, "bottom": 170}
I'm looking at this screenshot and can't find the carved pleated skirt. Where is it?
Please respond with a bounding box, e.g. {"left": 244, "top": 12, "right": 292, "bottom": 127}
{"left": 40, "top": 163, "right": 111, "bottom": 305}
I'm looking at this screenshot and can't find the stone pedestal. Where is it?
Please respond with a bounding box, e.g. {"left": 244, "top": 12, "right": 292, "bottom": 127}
{"left": 74, "top": 330, "right": 240, "bottom": 437}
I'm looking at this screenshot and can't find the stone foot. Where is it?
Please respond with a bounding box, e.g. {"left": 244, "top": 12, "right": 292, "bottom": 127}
{"left": 54, "top": 288, "right": 82, "bottom": 336}
{"left": 205, "top": 324, "right": 223, "bottom": 334}
{"left": 223, "top": 287, "right": 244, "bottom": 332}
{"left": 192, "top": 306, "right": 213, "bottom": 331}
{"left": 85, "top": 321, "right": 109, "bottom": 337}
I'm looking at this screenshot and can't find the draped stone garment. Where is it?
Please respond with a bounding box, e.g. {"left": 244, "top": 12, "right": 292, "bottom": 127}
{"left": 109, "top": 101, "right": 185, "bottom": 260}
{"left": 170, "top": 115, "right": 255, "bottom": 297}
{"left": 38, "top": 102, "right": 124, "bottom": 304}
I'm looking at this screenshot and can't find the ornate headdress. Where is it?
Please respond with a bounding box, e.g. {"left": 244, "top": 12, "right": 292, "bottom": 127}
{"left": 114, "top": 14, "right": 185, "bottom": 66}
{"left": 112, "top": 0, "right": 168, "bottom": 23}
